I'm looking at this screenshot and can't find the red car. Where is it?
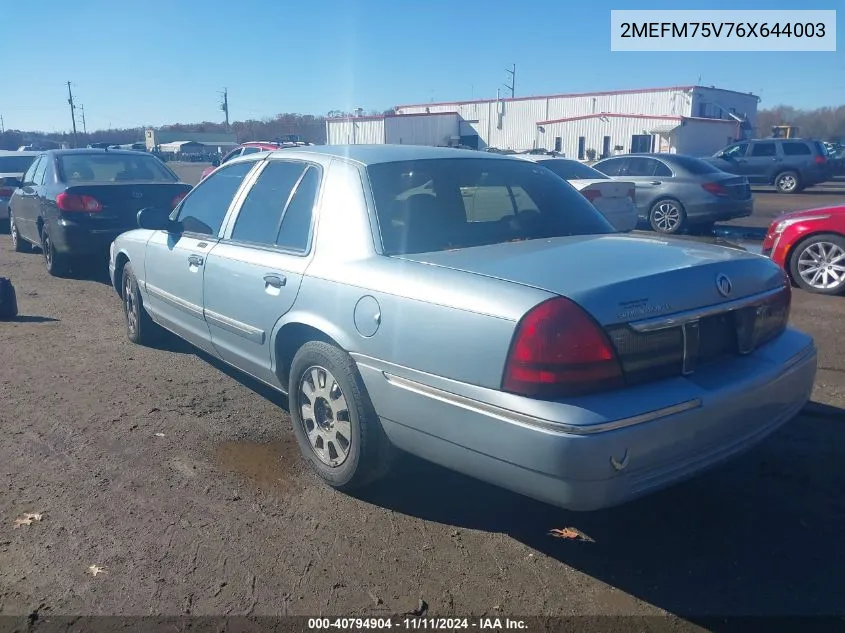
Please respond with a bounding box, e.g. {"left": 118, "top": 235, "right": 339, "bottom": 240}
{"left": 200, "top": 142, "right": 283, "bottom": 180}
{"left": 762, "top": 204, "right": 845, "bottom": 295}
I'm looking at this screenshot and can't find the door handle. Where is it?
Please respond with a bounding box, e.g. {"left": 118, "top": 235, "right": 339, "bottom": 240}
{"left": 649, "top": 181, "right": 662, "bottom": 185}
{"left": 188, "top": 254, "right": 204, "bottom": 266}
{"left": 263, "top": 274, "right": 286, "bottom": 288}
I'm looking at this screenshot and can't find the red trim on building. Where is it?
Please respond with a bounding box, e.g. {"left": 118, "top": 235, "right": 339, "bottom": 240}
{"left": 327, "top": 111, "right": 459, "bottom": 123}
{"left": 536, "top": 113, "right": 742, "bottom": 126}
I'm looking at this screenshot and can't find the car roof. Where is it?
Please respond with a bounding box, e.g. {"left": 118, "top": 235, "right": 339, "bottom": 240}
{"left": 596, "top": 153, "right": 702, "bottom": 162}
{"left": 268, "top": 144, "right": 514, "bottom": 166}
{"left": 42, "top": 148, "right": 154, "bottom": 157}
{"left": 517, "top": 155, "right": 580, "bottom": 163}
{"left": 0, "top": 150, "right": 40, "bottom": 157}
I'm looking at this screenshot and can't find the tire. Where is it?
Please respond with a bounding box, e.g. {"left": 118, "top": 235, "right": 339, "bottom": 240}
{"left": 289, "top": 340, "right": 393, "bottom": 491}
{"left": 648, "top": 198, "right": 686, "bottom": 234}
{"left": 9, "top": 213, "right": 30, "bottom": 253}
{"left": 788, "top": 233, "right": 845, "bottom": 296}
{"left": 122, "top": 262, "right": 163, "bottom": 344}
{"left": 40, "top": 226, "right": 69, "bottom": 276}
{"left": 774, "top": 170, "right": 801, "bottom": 194}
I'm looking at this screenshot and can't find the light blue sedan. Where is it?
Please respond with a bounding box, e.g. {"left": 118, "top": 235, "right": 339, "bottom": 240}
{"left": 109, "top": 145, "right": 817, "bottom": 511}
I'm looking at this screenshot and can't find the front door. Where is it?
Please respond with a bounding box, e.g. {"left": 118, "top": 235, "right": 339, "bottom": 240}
{"left": 142, "top": 159, "right": 258, "bottom": 354}
{"left": 202, "top": 159, "right": 320, "bottom": 385}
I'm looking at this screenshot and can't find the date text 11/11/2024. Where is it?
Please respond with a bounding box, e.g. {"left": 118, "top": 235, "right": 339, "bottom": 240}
{"left": 307, "top": 617, "right": 528, "bottom": 630}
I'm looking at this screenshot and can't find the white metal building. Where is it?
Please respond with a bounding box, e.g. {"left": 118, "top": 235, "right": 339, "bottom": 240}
{"left": 326, "top": 112, "right": 460, "bottom": 147}
{"left": 326, "top": 85, "right": 759, "bottom": 157}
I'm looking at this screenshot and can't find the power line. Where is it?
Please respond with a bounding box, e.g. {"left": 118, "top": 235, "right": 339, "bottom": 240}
{"left": 67, "top": 81, "right": 78, "bottom": 147}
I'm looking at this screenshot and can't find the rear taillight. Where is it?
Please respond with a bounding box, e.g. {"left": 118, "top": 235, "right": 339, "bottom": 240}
{"left": 627, "top": 188, "right": 636, "bottom": 202}
{"left": 582, "top": 190, "right": 602, "bottom": 203}
{"left": 701, "top": 182, "right": 728, "bottom": 196}
{"left": 171, "top": 191, "right": 188, "bottom": 209}
{"left": 56, "top": 192, "right": 102, "bottom": 212}
{"left": 0, "top": 187, "right": 14, "bottom": 198}
{"left": 814, "top": 155, "right": 827, "bottom": 164}
{"left": 502, "top": 297, "right": 624, "bottom": 398}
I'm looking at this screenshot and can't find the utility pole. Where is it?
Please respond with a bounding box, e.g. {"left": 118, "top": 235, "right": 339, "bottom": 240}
{"left": 219, "top": 88, "right": 229, "bottom": 129}
{"left": 504, "top": 64, "right": 516, "bottom": 98}
{"left": 67, "top": 81, "right": 78, "bottom": 147}
{"left": 79, "top": 104, "right": 87, "bottom": 134}
{"left": 0, "top": 115, "right": 4, "bottom": 134}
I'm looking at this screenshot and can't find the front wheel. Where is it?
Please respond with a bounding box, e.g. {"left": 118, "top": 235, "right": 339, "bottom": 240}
{"left": 648, "top": 199, "right": 686, "bottom": 234}
{"left": 289, "top": 340, "right": 393, "bottom": 490}
{"left": 788, "top": 233, "right": 845, "bottom": 295}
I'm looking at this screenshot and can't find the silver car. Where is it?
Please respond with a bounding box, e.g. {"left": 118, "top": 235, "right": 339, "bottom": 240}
{"left": 109, "top": 145, "right": 816, "bottom": 512}
{"left": 0, "top": 151, "right": 39, "bottom": 223}
{"left": 592, "top": 153, "right": 754, "bottom": 235}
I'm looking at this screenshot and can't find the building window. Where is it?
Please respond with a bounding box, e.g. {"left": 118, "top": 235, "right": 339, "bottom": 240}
{"left": 577, "top": 136, "right": 586, "bottom": 160}
{"left": 554, "top": 137, "right": 562, "bottom": 152}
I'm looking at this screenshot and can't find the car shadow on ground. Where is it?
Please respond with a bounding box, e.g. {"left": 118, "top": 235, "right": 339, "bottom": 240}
{"left": 10, "top": 315, "right": 59, "bottom": 323}
{"left": 356, "top": 408, "right": 845, "bottom": 620}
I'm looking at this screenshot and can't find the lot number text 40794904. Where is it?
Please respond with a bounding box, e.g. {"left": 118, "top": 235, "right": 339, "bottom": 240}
{"left": 307, "top": 617, "right": 528, "bottom": 629}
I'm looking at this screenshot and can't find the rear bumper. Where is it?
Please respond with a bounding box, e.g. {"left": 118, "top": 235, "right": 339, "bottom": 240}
{"left": 685, "top": 198, "right": 753, "bottom": 223}
{"left": 50, "top": 218, "right": 132, "bottom": 256}
{"left": 355, "top": 328, "right": 817, "bottom": 511}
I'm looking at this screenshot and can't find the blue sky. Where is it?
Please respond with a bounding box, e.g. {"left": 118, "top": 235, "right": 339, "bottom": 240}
{"left": 1, "top": 0, "right": 841, "bottom": 132}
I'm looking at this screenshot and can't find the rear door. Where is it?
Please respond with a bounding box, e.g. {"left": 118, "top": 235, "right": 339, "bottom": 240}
{"left": 619, "top": 157, "right": 671, "bottom": 214}
{"left": 18, "top": 155, "right": 48, "bottom": 242}
{"left": 742, "top": 141, "right": 779, "bottom": 183}
{"left": 11, "top": 156, "right": 42, "bottom": 242}
{"left": 142, "top": 159, "right": 258, "bottom": 354}
{"left": 202, "top": 158, "right": 321, "bottom": 385}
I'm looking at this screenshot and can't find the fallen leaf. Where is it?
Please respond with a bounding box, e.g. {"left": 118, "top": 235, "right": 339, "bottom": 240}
{"left": 87, "top": 565, "right": 107, "bottom": 577}
{"left": 13, "top": 513, "right": 44, "bottom": 528}
{"left": 548, "top": 527, "right": 595, "bottom": 542}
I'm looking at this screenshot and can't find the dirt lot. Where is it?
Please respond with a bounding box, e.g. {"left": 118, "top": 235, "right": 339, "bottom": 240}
{"left": 1, "top": 172, "right": 845, "bottom": 624}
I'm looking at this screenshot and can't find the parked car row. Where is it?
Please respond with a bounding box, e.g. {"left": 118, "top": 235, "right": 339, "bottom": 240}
{"left": 6, "top": 144, "right": 822, "bottom": 513}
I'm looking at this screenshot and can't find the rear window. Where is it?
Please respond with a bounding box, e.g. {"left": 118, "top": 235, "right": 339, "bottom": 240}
{"left": 367, "top": 158, "right": 613, "bottom": 256}
{"left": 0, "top": 155, "right": 37, "bottom": 174}
{"left": 782, "top": 142, "right": 813, "bottom": 156}
{"left": 58, "top": 153, "right": 177, "bottom": 183}
{"left": 536, "top": 159, "right": 608, "bottom": 181}
{"left": 669, "top": 155, "right": 722, "bottom": 175}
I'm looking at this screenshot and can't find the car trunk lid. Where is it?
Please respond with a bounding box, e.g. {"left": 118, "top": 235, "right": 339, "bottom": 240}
{"left": 60, "top": 182, "right": 192, "bottom": 228}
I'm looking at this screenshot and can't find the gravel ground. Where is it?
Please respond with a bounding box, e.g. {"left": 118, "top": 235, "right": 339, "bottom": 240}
{"left": 0, "top": 170, "right": 844, "bottom": 625}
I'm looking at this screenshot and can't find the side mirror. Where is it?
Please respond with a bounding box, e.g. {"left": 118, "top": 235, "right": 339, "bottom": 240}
{"left": 137, "top": 207, "right": 180, "bottom": 232}
{"left": 211, "top": 157, "right": 221, "bottom": 167}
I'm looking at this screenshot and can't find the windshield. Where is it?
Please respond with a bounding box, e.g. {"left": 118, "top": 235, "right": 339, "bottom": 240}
{"left": 58, "top": 153, "right": 178, "bottom": 183}
{"left": 367, "top": 158, "right": 614, "bottom": 256}
{"left": 0, "top": 155, "right": 37, "bottom": 174}
{"left": 536, "top": 159, "right": 608, "bottom": 180}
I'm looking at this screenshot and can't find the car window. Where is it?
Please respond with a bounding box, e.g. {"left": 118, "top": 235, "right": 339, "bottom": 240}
{"left": 625, "top": 157, "right": 659, "bottom": 177}
{"left": 177, "top": 160, "right": 256, "bottom": 236}
{"left": 750, "top": 142, "right": 777, "bottom": 157}
{"left": 221, "top": 149, "right": 242, "bottom": 164}
{"left": 652, "top": 160, "right": 673, "bottom": 177}
{"left": 59, "top": 153, "right": 177, "bottom": 183}
{"left": 722, "top": 143, "right": 748, "bottom": 158}
{"left": 536, "top": 159, "right": 608, "bottom": 180}
{"left": 368, "top": 158, "right": 613, "bottom": 256}
{"left": 32, "top": 156, "right": 49, "bottom": 185}
{"left": 230, "top": 160, "right": 307, "bottom": 245}
{"left": 22, "top": 156, "right": 42, "bottom": 185}
{"left": 276, "top": 166, "right": 320, "bottom": 251}
{"left": 593, "top": 158, "right": 627, "bottom": 176}
{"left": 0, "top": 155, "right": 37, "bottom": 174}
{"left": 241, "top": 147, "right": 262, "bottom": 156}
{"left": 782, "top": 142, "right": 812, "bottom": 156}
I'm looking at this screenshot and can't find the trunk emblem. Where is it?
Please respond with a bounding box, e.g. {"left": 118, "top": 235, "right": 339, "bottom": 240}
{"left": 131, "top": 191, "right": 143, "bottom": 199}
{"left": 716, "top": 274, "right": 733, "bottom": 297}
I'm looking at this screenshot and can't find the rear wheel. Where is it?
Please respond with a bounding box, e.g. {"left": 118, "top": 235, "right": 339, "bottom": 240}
{"left": 289, "top": 340, "right": 393, "bottom": 490}
{"left": 9, "top": 213, "right": 30, "bottom": 253}
{"left": 648, "top": 199, "right": 686, "bottom": 234}
{"left": 774, "top": 170, "right": 801, "bottom": 194}
{"left": 788, "top": 233, "right": 845, "bottom": 295}
{"left": 122, "top": 262, "right": 162, "bottom": 344}
{"left": 41, "top": 226, "right": 69, "bottom": 276}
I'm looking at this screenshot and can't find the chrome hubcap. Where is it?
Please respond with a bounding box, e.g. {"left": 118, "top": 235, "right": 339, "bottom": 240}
{"left": 10, "top": 219, "right": 18, "bottom": 246}
{"left": 778, "top": 175, "right": 797, "bottom": 191}
{"left": 299, "top": 366, "right": 351, "bottom": 467}
{"left": 798, "top": 242, "right": 845, "bottom": 289}
{"left": 43, "top": 235, "right": 51, "bottom": 265}
{"left": 653, "top": 203, "right": 681, "bottom": 232}
{"left": 124, "top": 276, "right": 138, "bottom": 335}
